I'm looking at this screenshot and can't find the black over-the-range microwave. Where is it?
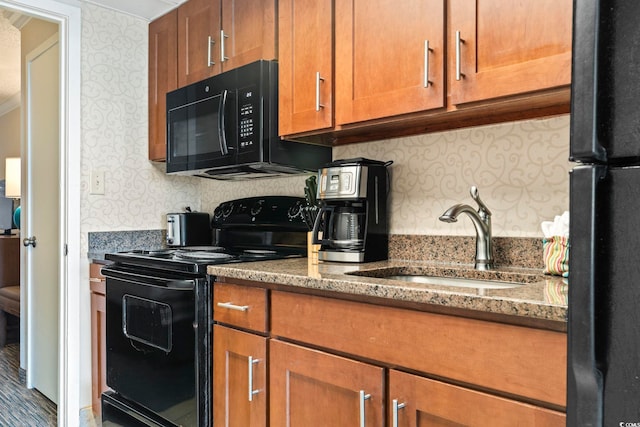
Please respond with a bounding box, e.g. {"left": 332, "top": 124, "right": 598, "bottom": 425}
{"left": 165, "top": 60, "right": 332, "bottom": 179}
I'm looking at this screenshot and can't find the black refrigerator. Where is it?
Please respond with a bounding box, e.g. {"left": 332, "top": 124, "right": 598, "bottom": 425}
{"left": 568, "top": 0, "right": 640, "bottom": 425}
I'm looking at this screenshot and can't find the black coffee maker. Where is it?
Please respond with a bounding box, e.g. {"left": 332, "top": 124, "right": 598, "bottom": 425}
{"left": 311, "top": 158, "right": 392, "bottom": 262}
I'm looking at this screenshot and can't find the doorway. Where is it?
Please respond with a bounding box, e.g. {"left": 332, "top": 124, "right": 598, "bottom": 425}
{"left": 0, "top": 1, "right": 81, "bottom": 426}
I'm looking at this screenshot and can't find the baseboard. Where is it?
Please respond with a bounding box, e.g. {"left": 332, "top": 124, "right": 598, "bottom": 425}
{"left": 79, "top": 406, "right": 99, "bottom": 427}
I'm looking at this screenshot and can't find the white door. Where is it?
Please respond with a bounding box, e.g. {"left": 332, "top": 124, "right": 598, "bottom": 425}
{"left": 24, "top": 34, "right": 60, "bottom": 404}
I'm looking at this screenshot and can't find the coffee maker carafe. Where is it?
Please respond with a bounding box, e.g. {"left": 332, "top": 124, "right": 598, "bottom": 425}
{"left": 312, "top": 158, "right": 391, "bottom": 262}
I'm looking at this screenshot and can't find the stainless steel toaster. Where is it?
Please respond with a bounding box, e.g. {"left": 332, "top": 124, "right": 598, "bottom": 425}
{"left": 166, "top": 212, "right": 211, "bottom": 247}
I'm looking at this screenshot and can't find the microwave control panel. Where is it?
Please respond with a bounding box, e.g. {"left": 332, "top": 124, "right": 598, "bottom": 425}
{"left": 238, "top": 87, "right": 259, "bottom": 152}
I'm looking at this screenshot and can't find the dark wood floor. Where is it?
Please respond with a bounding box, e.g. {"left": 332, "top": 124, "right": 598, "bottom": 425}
{"left": 0, "top": 342, "right": 57, "bottom": 426}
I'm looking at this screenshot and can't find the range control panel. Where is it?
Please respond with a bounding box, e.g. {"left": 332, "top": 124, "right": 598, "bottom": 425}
{"left": 212, "top": 196, "right": 307, "bottom": 229}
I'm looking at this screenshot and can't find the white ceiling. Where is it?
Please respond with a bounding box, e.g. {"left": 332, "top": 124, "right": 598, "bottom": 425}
{"left": 0, "top": 0, "right": 186, "bottom": 113}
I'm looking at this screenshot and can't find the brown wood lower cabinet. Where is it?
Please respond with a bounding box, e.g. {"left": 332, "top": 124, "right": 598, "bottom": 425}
{"left": 389, "top": 370, "right": 565, "bottom": 427}
{"left": 213, "top": 325, "right": 268, "bottom": 427}
{"left": 89, "top": 263, "right": 108, "bottom": 416}
{"left": 270, "top": 339, "right": 384, "bottom": 427}
{"left": 213, "top": 280, "right": 566, "bottom": 425}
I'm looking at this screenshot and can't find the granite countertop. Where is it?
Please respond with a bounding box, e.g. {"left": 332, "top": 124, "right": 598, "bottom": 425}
{"left": 207, "top": 258, "right": 568, "bottom": 326}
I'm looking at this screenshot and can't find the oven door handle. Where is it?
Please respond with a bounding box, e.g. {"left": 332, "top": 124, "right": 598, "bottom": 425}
{"left": 102, "top": 267, "right": 196, "bottom": 290}
{"left": 218, "top": 89, "right": 230, "bottom": 156}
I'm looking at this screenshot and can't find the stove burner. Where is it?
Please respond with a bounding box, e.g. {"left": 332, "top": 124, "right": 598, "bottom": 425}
{"left": 173, "top": 251, "right": 235, "bottom": 261}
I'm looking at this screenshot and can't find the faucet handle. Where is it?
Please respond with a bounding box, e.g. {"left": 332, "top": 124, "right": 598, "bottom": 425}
{"left": 470, "top": 186, "right": 491, "bottom": 217}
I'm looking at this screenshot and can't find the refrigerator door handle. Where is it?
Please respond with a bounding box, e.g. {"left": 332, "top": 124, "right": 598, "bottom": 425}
{"left": 567, "top": 165, "right": 605, "bottom": 426}
{"left": 570, "top": 0, "right": 607, "bottom": 163}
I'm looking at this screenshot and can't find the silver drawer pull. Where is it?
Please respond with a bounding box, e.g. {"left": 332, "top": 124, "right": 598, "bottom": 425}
{"left": 248, "top": 356, "right": 260, "bottom": 401}
{"left": 220, "top": 30, "right": 229, "bottom": 62}
{"left": 455, "top": 30, "right": 465, "bottom": 81}
{"left": 207, "top": 36, "right": 215, "bottom": 67}
{"left": 424, "top": 40, "right": 432, "bottom": 88}
{"left": 359, "top": 390, "right": 371, "bottom": 427}
{"left": 217, "top": 301, "right": 249, "bottom": 312}
{"left": 392, "top": 399, "right": 406, "bottom": 427}
{"left": 315, "top": 71, "right": 325, "bottom": 111}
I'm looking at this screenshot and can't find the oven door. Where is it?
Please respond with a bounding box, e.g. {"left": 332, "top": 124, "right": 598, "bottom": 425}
{"left": 102, "top": 266, "right": 211, "bottom": 427}
{"left": 166, "top": 81, "right": 237, "bottom": 174}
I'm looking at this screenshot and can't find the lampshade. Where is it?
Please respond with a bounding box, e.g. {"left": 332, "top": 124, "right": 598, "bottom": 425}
{"left": 5, "top": 157, "right": 21, "bottom": 199}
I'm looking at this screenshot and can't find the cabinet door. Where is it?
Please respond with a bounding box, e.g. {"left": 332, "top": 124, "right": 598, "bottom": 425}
{"left": 89, "top": 264, "right": 108, "bottom": 416}
{"left": 278, "top": 0, "right": 333, "bottom": 136}
{"left": 270, "top": 339, "right": 384, "bottom": 427}
{"left": 335, "top": 0, "right": 445, "bottom": 125}
{"left": 177, "top": 0, "right": 221, "bottom": 86}
{"left": 389, "top": 370, "right": 565, "bottom": 427}
{"left": 448, "top": 0, "right": 572, "bottom": 105}
{"left": 220, "top": 0, "right": 276, "bottom": 71}
{"left": 213, "top": 325, "right": 267, "bottom": 427}
{"left": 148, "top": 10, "right": 177, "bottom": 161}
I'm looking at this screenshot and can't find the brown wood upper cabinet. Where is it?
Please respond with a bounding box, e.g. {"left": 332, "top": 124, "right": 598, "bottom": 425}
{"left": 278, "top": 0, "right": 334, "bottom": 136}
{"left": 278, "top": 0, "right": 572, "bottom": 139}
{"left": 335, "top": 0, "right": 445, "bottom": 126}
{"left": 148, "top": 0, "right": 276, "bottom": 161}
{"left": 148, "top": 9, "right": 178, "bottom": 161}
{"left": 178, "top": 0, "right": 276, "bottom": 87}
{"left": 448, "top": 0, "right": 573, "bottom": 105}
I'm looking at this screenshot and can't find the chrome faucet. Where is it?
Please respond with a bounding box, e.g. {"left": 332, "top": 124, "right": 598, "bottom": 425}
{"left": 439, "top": 186, "right": 494, "bottom": 270}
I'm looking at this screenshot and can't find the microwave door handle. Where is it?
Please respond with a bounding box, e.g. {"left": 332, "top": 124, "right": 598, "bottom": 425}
{"left": 218, "top": 89, "right": 229, "bottom": 156}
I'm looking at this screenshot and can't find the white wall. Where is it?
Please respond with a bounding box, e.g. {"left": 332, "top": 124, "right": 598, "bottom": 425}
{"left": 0, "top": 106, "right": 21, "bottom": 178}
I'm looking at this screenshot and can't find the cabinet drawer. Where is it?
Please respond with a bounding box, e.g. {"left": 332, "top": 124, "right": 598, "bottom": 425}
{"left": 214, "top": 282, "right": 268, "bottom": 333}
{"left": 271, "top": 290, "right": 566, "bottom": 407}
{"left": 89, "top": 263, "right": 106, "bottom": 295}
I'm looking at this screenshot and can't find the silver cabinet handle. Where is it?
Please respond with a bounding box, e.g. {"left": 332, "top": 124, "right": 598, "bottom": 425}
{"left": 248, "top": 356, "right": 260, "bottom": 401}
{"left": 23, "top": 236, "right": 36, "bottom": 248}
{"left": 315, "top": 72, "right": 325, "bottom": 111}
{"left": 220, "top": 30, "right": 229, "bottom": 62}
{"left": 392, "top": 399, "right": 406, "bottom": 427}
{"left": 455, "top": 30, "right": 465, "bottom": 81}
{"left": 359, "top": 390, "right": 371, "bottom": 427}
{"left": 216, "top": 301, "right": 249, "bottom": 312}
{"left": 424, "top": 40, "right": 432, "bottom": 88}
{"left": 207, "top": 36, "right": 215, "bottom": 67}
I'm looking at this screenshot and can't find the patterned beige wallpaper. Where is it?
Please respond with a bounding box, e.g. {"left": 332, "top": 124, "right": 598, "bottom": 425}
{"left": 80, "top": 3, "right": 201, "bottom": 235}
{"left": 201, "top": 115, "right": 571, "bottom": 238}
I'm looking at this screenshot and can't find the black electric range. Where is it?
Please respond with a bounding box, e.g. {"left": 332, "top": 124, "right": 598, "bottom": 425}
{"left": 104, "top": 196, "right": 309, "bottom": 273}
{"left": 101, "top": 196, "right": 309, "bottom": 427}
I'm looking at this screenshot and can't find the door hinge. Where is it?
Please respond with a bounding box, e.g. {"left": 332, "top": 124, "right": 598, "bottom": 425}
{"left": 64, "top": 243, "right": 68, "bottom": 256}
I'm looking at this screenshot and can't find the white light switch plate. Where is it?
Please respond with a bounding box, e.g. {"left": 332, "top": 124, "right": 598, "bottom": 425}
{"left": 90, "top": 170, "right": 105, "bottom": 195}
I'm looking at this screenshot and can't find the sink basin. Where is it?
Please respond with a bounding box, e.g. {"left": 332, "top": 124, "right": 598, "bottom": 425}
{"left": 383, "top": 274, "right": 521, "bottom": 290}
{"left": 346, "top": 265, "right": 542, "bottom": 293}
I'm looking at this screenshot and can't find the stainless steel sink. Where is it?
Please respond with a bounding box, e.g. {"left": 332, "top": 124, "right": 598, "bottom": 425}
{"left": 383, "top": 274, "right": 522, "bottom": 289}
{"left": 346, "top": 266, "right": 541, "bottom": 293}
